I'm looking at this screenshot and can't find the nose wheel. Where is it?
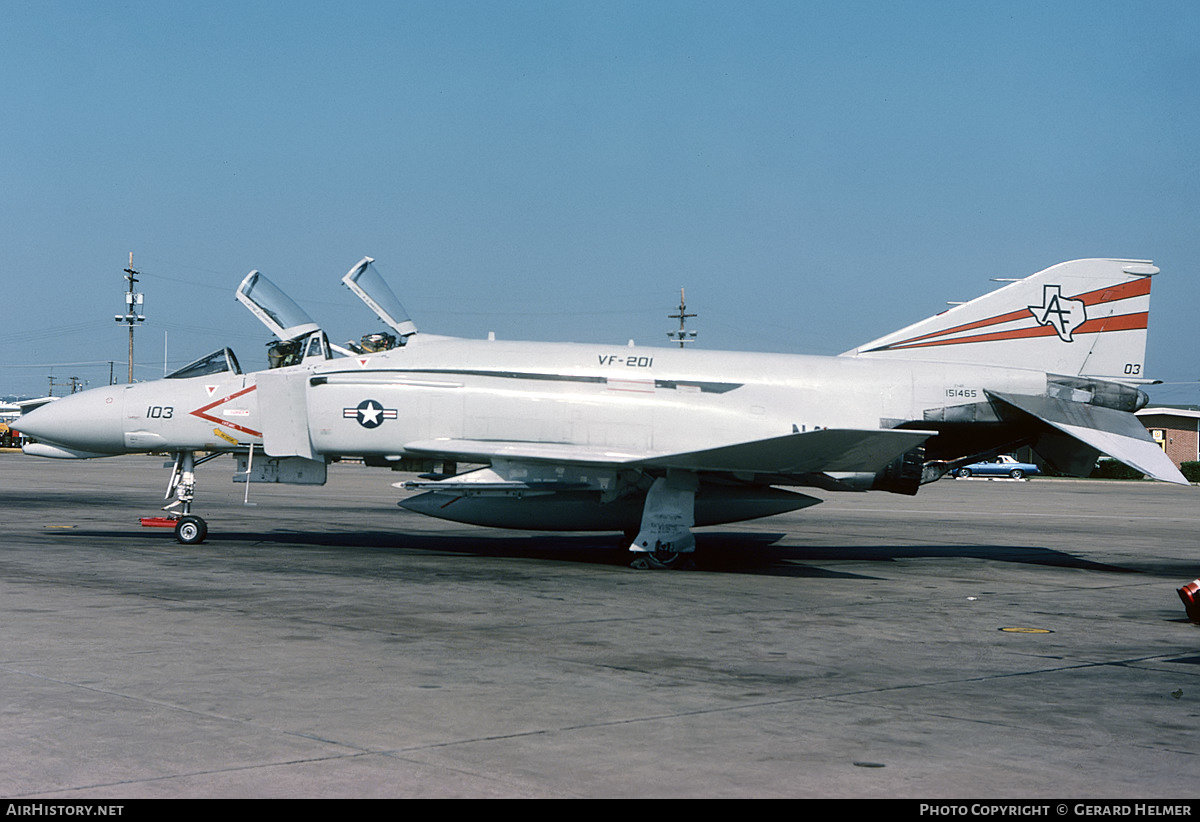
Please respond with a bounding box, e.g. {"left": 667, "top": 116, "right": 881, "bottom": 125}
{"left": 174, "top": 515, "right": 208, "bottom": 545}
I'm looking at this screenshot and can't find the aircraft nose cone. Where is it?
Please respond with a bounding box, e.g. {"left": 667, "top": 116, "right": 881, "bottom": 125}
{"left": 17, "top": 387, "right": 126, "bottom": 453}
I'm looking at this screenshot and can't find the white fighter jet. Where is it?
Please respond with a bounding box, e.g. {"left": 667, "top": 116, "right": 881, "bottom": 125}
{"left": 18, "top": 256, "right": 1186, "bottom": 567}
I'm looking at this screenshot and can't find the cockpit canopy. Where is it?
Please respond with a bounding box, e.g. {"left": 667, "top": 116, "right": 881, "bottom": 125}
{"left": 236, "top": 270, "right": 321, "bottom": 341}
{"left": 230, "top": 258, "right": 416, "bottom": 369}
{"left": 342, "top": 257, "right": 417, "bottom": 342}
{"left": 166, "top": 348, "right": 242, "bottom": 380}
{"left": 235, "top": 269, "right": 334, "bottom": 369}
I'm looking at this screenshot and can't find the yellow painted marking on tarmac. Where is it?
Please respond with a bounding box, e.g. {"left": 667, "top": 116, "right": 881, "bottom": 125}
{"left": 44, "top": 525, "right": 76, "bottom": 529}
{"left": 999, "top": 627, "right": 1053, "bottom": 634}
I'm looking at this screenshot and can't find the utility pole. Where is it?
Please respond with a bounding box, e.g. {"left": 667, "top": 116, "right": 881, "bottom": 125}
{"left": 114, "top": 253, "right": 146, "bottom": 383}
{"left": 667, "top": 287, "right": 697, "bottom": 348}
{"left": 47, "top": 376, "right": 83, "bottom": 396}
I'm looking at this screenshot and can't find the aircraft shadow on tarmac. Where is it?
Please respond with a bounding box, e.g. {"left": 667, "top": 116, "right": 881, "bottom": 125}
{"left": 92, "top": 526, "right": 1144, "bottom": 577}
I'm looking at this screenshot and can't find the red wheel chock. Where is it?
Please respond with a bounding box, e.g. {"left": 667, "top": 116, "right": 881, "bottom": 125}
{"left": 1179, "top": 579, "right": 1200, "bottom": 624}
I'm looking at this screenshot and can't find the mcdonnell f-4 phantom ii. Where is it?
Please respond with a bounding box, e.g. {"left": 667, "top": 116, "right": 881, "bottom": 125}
{"left": 18, "top": 256, "right": 1187, "bottom": 567}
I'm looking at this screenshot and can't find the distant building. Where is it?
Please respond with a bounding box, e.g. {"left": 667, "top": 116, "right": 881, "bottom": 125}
{"left": 1136, "top": 406, "right": 1200, "bottom": 469}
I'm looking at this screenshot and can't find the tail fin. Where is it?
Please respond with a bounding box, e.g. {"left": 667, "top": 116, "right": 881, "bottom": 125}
{"left": 842, "top": 258, "right": 1158, "bottom": 379}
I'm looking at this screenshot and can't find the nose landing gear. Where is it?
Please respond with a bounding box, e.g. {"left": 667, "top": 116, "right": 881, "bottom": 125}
{"left": 139, "top": 451, "right": 217, "bottom": 544}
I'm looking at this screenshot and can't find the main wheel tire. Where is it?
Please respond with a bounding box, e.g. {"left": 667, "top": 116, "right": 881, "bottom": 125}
{"left": 636, "top": 545, "right": 694, "bottom": 570}
{"left": 175, "top": 515, "right": 208, "bottom": 545}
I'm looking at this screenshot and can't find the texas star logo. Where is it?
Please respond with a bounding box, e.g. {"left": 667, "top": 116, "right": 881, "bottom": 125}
{"left": 1027, "top": 284, "right": 1086, "bottom": 342}
{"left": 343, "top": 399, "right": 398, "bottom": 429}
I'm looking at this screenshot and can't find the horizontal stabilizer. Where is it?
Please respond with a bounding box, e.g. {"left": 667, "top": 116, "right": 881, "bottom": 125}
{"left": 403, "top": 428, "right": 935, "bottom": 477}
{"left": 987, "top": 391, "right": 1187, "bottom": 484}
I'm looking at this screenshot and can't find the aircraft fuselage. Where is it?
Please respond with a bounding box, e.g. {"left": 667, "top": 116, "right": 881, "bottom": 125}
{"left": 25, "top": 336, "right": 1056, "bottom": 464}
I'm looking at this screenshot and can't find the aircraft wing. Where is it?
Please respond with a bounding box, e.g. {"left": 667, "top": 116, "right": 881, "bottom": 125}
{"left": 402, "top": 439, "right": 646, "bottom": 466}
{"left": 402, "top": 427, "right": 935, "bottom": 477}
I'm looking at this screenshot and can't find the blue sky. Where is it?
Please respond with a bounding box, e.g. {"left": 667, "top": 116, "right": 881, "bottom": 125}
{"left": 2, "top": 1, "right": 1197, "bottom": 403}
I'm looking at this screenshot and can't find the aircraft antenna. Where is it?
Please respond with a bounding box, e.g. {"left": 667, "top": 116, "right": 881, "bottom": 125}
{"left": 114, "top": 252, "right": 146, "bottom": 383}
{"left": 667, "top": 287, "right": 698, "bottom": 348}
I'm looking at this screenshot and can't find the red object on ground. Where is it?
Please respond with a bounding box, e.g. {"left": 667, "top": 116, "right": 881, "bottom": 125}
{"left": 1179, "top": 579, "right": 1200, "bottom": 624}
{"left": 140, "top": 517, "right": 178, "bottom": 528}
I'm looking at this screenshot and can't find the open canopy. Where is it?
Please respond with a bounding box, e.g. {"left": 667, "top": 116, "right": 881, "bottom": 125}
{"left": 236, "top": 270, "right": 320, "bottom": 341}
{"left": 342, "top": 257, "right": 417, "bottom": 340}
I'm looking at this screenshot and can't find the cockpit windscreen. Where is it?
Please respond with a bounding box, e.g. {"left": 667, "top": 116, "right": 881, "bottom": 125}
{"left": 165, "top": 348, "right": 243, "bottom": 380}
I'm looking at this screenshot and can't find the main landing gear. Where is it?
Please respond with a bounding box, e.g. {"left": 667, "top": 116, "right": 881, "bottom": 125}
{"left": 140, "top": 451, "right": 219, "bottom": 544}
{"left": 626, "top": 473, "right": 699, "bottom": 570}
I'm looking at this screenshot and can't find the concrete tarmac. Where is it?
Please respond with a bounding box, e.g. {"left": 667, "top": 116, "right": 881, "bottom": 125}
{"left": 0, "top": 453, "right": 1197, "bottom": 798}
